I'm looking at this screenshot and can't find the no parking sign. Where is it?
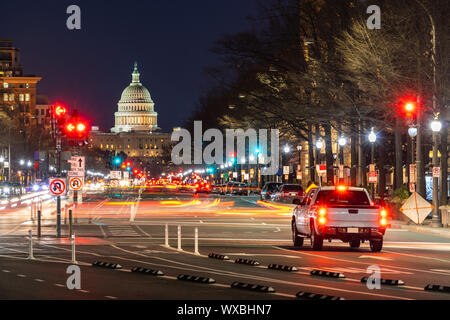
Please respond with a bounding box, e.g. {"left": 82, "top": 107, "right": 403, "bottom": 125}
{"left": 49, "top": 178, "right": 66, "bottom": 196}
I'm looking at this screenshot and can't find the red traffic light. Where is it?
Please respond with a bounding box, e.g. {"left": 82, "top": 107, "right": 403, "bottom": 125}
{"left": 76, "top": 122, "right": 86, "bottom": 132}
{"left": 64, "top": 119, "right": 89, "bottom": 139}
{"left": 125, "top": 161, "right": 132, "bottom": 167}
{"left": 65, "top": 123, "right": 76, "bottom": 132}
{"left": 54, "top": 105, "right": 67, "bottom": 118}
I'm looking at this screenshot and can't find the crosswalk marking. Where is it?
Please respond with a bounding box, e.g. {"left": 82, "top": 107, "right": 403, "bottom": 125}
{"left": 106, "top": 225, "right": 142, "bottom": 237}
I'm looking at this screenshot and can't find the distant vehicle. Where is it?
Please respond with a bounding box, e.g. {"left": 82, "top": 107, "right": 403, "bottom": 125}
{"left": 193, "top": 181, "right": 211, "bottom": 194}
{"left": 260, "top": 182, "right": 282, "bottom": 200}
{"left": 273, "top": 184, "right": 304, "bottom": 203}
{"left": 224, "top": 181, "right": 239, "bottom": 195}
{"left": 291, "top": 186, "right": 387, "bottom": 252}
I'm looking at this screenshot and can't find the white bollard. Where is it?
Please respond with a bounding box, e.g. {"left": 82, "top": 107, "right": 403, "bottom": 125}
{"left": 71, "top": 234, "right": 77, "bottom": 264}
{"left": 28, "top": 230, "right": 35, "bottom": 260}
{"left": 177, "top": 225, "right": 182, "bottom": 251}
{"left": 130, "top": 204, "right": 135, "bottom": 222}
{"left": 194, "top": 227, "right": 199, "bottom": 255}
{"left": 164, "top": 224, "right": 169, "bottom": 247}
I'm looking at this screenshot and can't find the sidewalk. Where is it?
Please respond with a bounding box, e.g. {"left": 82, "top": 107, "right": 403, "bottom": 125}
{"left": 390, "top": 219, "right": 450, "bottom": 239}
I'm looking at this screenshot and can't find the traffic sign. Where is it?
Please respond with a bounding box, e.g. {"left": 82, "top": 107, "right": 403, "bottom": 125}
{"left": 69, "top": 177, "right": 84, "bottom": 191}
{"left": 110, "top": 171, "right": 121, "bottom": 179}
{"left": 400, "top": 192, "right": 432, "bottom": 224}
{"left": 49, "top": 178, "right": 66, "bottom": 196}
{"left": 283, "top": 166, "right": 290, "bottom": 175}
{"left": 316, "top": 165, "right": 326, "bottom": 175}
{"left": 433, "top": 167, "right": 440, "bottom": 178}
{"left": 110, "top": 180, "right": 119, "bottom": 187}
{"left": 69, "top": 156, "right": 85, "bottom": 176}
{"left": 368, "top": 171, "right": 377, "bottom": 183}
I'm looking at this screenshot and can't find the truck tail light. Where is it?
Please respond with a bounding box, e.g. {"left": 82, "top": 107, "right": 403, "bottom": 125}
{"left": 380, "top": 209, "right": 388, "bottom": 226}
{"left": 318, "top": 208, "right": 327, "bottom": 225}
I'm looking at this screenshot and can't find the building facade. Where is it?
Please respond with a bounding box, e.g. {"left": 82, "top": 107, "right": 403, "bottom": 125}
{"left": 0, "top": 39, "right": 41, "bottom": 128}
{"left": 89, "top": 62, "right": 172, "bottom": 159}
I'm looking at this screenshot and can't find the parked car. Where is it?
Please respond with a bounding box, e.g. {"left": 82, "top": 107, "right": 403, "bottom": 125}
{"left": 260, "top": 182, "right": 282, "bottom": 200}
{"left": 291, "top": 186, "right": 387, "bottom": 251}
{"left": 275, "top": 184, "right": 304, "bottom": 203}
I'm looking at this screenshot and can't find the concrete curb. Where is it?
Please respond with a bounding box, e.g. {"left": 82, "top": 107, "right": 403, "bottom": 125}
{"left": 390, "top": 221, "right": 450, "bottom": 239}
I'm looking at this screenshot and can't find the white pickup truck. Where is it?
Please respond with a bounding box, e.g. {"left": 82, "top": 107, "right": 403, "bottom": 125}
{"left": 291, "top": 186, "right": 388, "bottom": 252}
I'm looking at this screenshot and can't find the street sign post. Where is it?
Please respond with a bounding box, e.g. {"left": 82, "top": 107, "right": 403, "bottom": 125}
{"left": 68, "top": 156, "right": 85, "bottom": 177}
{"left": 110, "top": 171, "right": 121, "bottom": 180}
{"left": 368, "top": 172, "right": 378, "bottom": 183}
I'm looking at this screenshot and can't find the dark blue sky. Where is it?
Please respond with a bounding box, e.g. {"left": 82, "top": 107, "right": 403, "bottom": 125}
{"left": 2, "top": 0, "right": 259, "bottom": 131}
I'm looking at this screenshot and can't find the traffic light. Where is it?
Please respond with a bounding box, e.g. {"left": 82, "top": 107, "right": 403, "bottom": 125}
{"left": 54, "top": 105, "right": 67, "bottom": 118}
{"left": 64, "top": 119, "right": 90, "bottom": 139}
{"left": 404, "top": 102, "right": 416, "bottom": 117}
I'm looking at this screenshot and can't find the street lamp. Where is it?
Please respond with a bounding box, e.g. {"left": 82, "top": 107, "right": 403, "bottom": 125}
{"left": 284, "top": 145, "right": 291, "bottom": 153}
{"left": 316, "top": 139, "right": 323, "bottom": 150}
{"left": 296, "top": 145, "right": 302, "bottom": 182}
{"left": 337, "top": 136, "right": 347, "bottom": 184}
{"left": 368, "top": 128, "right": 377, "bottom": 200}
{"left": 430, "top": 116, "right": 442, "bottom": 228}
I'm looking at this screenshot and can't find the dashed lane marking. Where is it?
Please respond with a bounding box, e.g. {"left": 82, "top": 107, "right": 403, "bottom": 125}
{"left": 105, "top": 296, "right": 118, "bottom": 300}
{"left": 17, "top": 274, "right": 26, "bottom": 278}
{"left": 35, "top": 279, "right": 44, "bottom": 282}
{"left": 54, "top": 284, "right": 65, "bottom": 288}
{"left": 2, "top": 270, "right": 10, "bottom": 273}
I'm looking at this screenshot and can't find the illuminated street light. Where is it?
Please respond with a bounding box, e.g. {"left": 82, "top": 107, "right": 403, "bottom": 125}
{"left": 338, "top": 136, "right": 347, "bottom": 146}
{"left": 27, "top": 161, "right": 32, "bottom": 167}
{"left": 284, "top": 145, "right": 291, "bottom": 153}
{"left": 249, "top": 155, "right": 255, "bottom": 162}
{"left": 316, "top": 139, "right": 323, "bottom": 150}
{"left": 0, "top": 156, "right": 4, "bottom": 163}
{"left": 241, "top": 157, "right": 246, "bottom": 164}
{"left": 430, "top": 117, "right": 442, "bottom": 133}
{"left": 19, "top": 159, "right": 25, "bottom": 166}
{"left": 408, "top": 127, "right": 418, "bottom": 138}
{"left": 368, "top": 128, "right": 377, "bottom": 143}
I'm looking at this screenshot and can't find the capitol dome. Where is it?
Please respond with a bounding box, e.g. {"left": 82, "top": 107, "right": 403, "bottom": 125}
{"left": 111, "top": 62, "right": 159, "bottom": 133}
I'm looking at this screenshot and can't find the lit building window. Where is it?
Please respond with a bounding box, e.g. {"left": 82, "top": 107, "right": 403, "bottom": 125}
{"left": 3, "top": 83, "right": 8, "bottom": 88}
{"left": 100, "top": 144, "right": 103, "bottom": 149}
{"left": 9, "top": 94, "right": 14, "bottom": 101}
{"left": 25, "top": 94, "right": 30, "bottom": 101}
{"left": 3, "top": 93, "right": 7, "bottom": 101}
{"left": 26, "top": 83, "right": 29, "bottom": 88}
{"left": 19, "top": 94, "right": 24, "bottom": 101}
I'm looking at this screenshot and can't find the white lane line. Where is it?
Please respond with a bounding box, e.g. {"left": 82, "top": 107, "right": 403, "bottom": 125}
{"left": 273, "top": 246, "right": 450, "bottom": 277}
{"left": 109, "top": 245, "right": 412, "bottom": 300}
{"left": 54, "top": 284, "right": 65, "bottom": 288}
{"left": 78, "top": 289, "right": 89, "bottom": 293}
{"left": 358, "top": 255, "right": 392, "bottom": 261}
{"left": 17, "top": 274, "right": 27, "bottom": 278}
{"left": 35, "top": 279, "right": 44, "bottom": 282}
{"left": 2, "top": 269, "right": 10, "bottom": 273}
{"left": 105, "top": 296, "right": 118, "bottom": 300}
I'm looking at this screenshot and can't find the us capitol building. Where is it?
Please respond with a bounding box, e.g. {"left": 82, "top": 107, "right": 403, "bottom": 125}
{"left": 89, "top": 62, "right": 172, "bottom": 159}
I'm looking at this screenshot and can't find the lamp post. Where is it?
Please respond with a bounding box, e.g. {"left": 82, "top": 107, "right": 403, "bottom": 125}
{"left": 296, "top": 145, "right": 302, "bottom": 183}
{"left": 430, "top": 116, "right": 442, "bottom": 228}
{"left": 338, "top": 136, "right": 347, "bottom": 184}
{"left": 316, "top": 139, "right": 323, "bottom": 185}
{"left": 283, "top": 145, "right": 291, "bottom": 183}
{"left": 408, "top": 127, "right": 418, "bottom": 190}
{"left": 368, "top": 128, "right": 377, "bottom": 200}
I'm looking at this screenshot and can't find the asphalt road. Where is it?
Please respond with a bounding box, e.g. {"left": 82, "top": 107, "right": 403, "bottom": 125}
{"left": 0, "top": 189, "right": 449, "bottom": 300}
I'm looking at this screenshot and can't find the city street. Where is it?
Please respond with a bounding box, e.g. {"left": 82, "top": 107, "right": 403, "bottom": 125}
{"left": 0, "top": 190, "right": 449, "bottom": 300}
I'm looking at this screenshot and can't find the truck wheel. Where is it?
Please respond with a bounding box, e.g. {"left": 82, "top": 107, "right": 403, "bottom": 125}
{"left": 292, "top": 221, "right": 304, "bottom": 248}
{"left": 310, "top": 224, "right": 323, "bottom": 250}
{"left": 370, "top": 239, "right": 383, "bottom": 252}
{"left": 349, "top": 240, "right": 361, "bottom": 248}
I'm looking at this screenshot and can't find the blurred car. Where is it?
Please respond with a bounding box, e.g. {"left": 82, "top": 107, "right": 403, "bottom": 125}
{"left": 260, "top": 182, "right": 282, "bottom": 200}
{"left": 276, "top": 184, "right": 304, "bottom": 203}
{"left": 224, "top": 181, "right": 239, "bottom": 195}
{"left": 193, "top": 181, "right": 211, "bottom": 194}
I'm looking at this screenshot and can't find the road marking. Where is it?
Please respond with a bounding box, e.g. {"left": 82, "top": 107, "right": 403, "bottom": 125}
{"left": 430, "top": 269, "right": 450, "bottom": 274}
{"left": 223, "top": 253, "right": 300, "bottom": 259}
{"left": 17, "top": 274, "right": 27, "bottom": 278}
{"left": 2, "top": 269, "right": 10, "bottom": 273}
{"left": 105, "top": 296, "right": 118, "bottom": 300}
{"left": 359, "top": 255, "right": 392, "bottom": 261}
{"left": 35, "top": 279, "right": 44, "bottom": 282}
{"left": 109, "top": 244, "right": 412, "bottom": 300}
{"left": 54, "top": 284, "right": 65, "bottom": 288}
{"left": 78, "top": 289, "right": 89, "bottom": 293}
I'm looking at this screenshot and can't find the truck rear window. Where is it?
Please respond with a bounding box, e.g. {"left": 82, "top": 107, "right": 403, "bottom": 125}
{"left": 315, "top": 190, "right": 370, "bottom": 206}
{"left": 283, "top": 185, "right": 303, "bottom": 191}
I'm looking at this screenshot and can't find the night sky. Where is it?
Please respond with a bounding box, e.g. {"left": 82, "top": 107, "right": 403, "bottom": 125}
{"left": 2, "top": 0, "right": 258, "bottom": 131}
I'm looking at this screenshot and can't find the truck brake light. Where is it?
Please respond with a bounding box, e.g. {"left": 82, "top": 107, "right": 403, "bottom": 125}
{"left": 318, "top": 208, "right": 327, "bottom": 224}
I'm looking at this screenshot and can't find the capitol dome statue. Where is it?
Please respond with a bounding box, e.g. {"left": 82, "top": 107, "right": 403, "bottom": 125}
{"left": 111, "top": 62, "right": 159, "bottom": 133}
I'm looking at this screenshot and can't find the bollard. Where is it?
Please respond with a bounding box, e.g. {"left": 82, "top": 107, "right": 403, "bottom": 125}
{"left": 130, "top": 204, "right": 135, "bottom": 222}
{"left": 177, "top": 225, "right": 182, "bottom": 251}
{"left": 74, "top": 204, "right": 78, "bottom": 224}
{"left": 194, "top": 227, "right": 199, "bottom": 255}
{"left": 28, "top": 230, "right": 35, "bottom": 260}
{"left": 164, "top": 224, "right": 169, "bottom": 247}
{"left": 69, "top": 210, "right": 73, "bottom": 238}
{"left": 37, "top": 210, "right": 41, "bottom": 238}
{"left": 71, "top": 234, "right": 77, "bottom": 264}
